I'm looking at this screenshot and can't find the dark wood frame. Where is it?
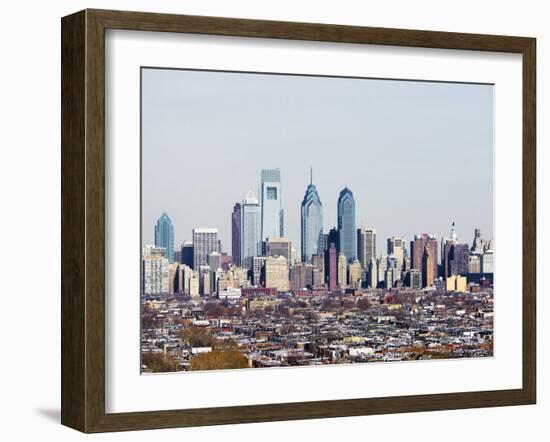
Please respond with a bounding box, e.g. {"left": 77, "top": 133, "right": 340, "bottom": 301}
{"left": 61, "top": 8, "right": 536, "bottom": 433}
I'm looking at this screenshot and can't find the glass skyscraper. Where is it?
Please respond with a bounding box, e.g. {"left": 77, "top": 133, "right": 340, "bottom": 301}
{"left": 154, "top": 212, "right": 174, "bottom": 262}
{"left": 260, "top": 168, "right": 284, "bottom": 241}
{"left": 241, "top": 190, "right": 262, "bottom": 269}
{"left": 337, "top": 187, "right": 356, "bottom": 262}
{"left": 301, "top": 171, "right": 323, "bottom": 263}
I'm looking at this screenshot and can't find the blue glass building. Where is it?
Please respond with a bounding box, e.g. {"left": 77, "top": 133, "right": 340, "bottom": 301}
{"left": 154, "top": 212, "right": 174, "bottom": 262}
{"left": 301, "top": 171, "right": 323, "bottom": 263}
{"left": 337, "top": 187, "right": 356, "bottom": 263}
{"left": 241, "top": 190, "right": 262, "bottom": 269}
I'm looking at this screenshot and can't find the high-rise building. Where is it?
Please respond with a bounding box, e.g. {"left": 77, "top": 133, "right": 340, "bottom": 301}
{"left": 264, "top": 256, "right": 290, "bottom": 291}
{"left": 368, "top": 257, "right": 378, "bottom": 288}
{"left": 154, "top": 213, "right": 174, "bottom": 262}
{"left": 241, "top": 190, "right": 262, "bottom": 269}
{"left": 471, "top": 228, "right": 486, "bottom": 254}
{"left": 325, "top": 242, "right": 337, "bottom": 290}
{"left": 180, "top": 240, "right": 194, "bottom": 268}
{"left": 387, "top": 236, "right": 405, "bottom": 269}
{"left": 231, "top": 203, "right": 242, "bottom": 267}
{"left": 337, "top": 187, "right": 356, "bottom": 262}
{"left": 260, "top": 169, "right": 284, "bottom": 241}
{"left": 252, "top": 256, "right": 267, "bottom": 286}
{"left": 446, "top": 274, "right": 468, "bottom": 292}
{"left": 301, "top": 170, "right": 323, "bottom": 263}
{"left": 290, "top": 262, "right": 314, "bottom": 290}
{"left": 481, "top": 249, "right": 494, "bottom": 273}
{"left": 348, "top": 259, "right": 362, "bottom": 289}
{"left": 357, "top": 228, "right": 376, "bottom": 269}
{"left": 142, "top": 245, "right": 169, "bottom": 294}
{"left": 207, "top": 251, "right": 222, "bottom": 271}
{"left": 328, "top": 228, "right": 339, "bottom": 252}
{"left": 266, "top": 237, "right": 292, "bottom": 263}
{"left": 422, "top": 247, "right": 435, "bottom": 288}
{"left": 411, "top": 234, "right": 438, "bottom": 280}
{"left": 377, "top": 255, "right": 388, "bottom": 285}
{"left": 408, "top": 269, "right": 422, "bottom": 289}
{"left": 337, "top": 253, "right": 347, "bottom": 288}
{"left": 312, "top": 253, "right": 325, "bottom": 285}
{"left": 468, "top": 254, "right": 481, "bottom": 274}
{"left": 450, "top": 243, "right": 469, "bottom": 276}
{"left": 192, "top": 228, "right": 219, "bottom": 270}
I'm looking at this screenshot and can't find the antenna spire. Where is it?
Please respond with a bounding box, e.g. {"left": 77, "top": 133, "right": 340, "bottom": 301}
{"left": 310, "top": 166, "right": 313, "bottom": 185}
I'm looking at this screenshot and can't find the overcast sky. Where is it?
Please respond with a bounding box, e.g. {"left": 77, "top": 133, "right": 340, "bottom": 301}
{"left": 141, "top": 68, "right": 494, "bottom": 257}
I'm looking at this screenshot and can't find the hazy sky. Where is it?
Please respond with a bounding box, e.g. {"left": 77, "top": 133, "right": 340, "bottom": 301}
{"left": 141, "top": 68, "right": 494, "bottom": 257}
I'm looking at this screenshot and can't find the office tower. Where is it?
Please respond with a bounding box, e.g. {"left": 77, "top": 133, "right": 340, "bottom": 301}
{"left": 337, "top": 187, "right": 356, "bottom": 262}
{"left": 403, "top": 255, "right": 411, "bottom": 273}
{"left": 387, "top": 236, "right": 405, "bottom": 269}
{"left": 446, "top": 274, "right": 468, "bottom": 292}
{"left": 189, "top": 271, "right": 200, "bottom": 298}
{"left": 441, "top": 221, "right": 458, "bottom": 263}
{"left": 319, "top": 233, "right": 329, "bottom": 252}
{"left": 142, "top": 245, "right": 169, "bottom": 294}
{"left": 408, "top": 269, "right": 422, "bottom": 289}
{"left": 468, "top": 254, "right": 481, "bottom": 273}
{"left": 252, "top": 256, "right": 267, "bottom": 286}
{"left": 411, "top": 234, "right": 438, "bottom": 280}
{"left": 173, "top": 250, "right": 182, "bottom": 264}
{"left": 325, "top": 242, "right": 337, "bottom": 290}
{"left": 312, "top": 253, "right": 325, "bottom": 285}
{"left": 231, "top": 202, "right": 242, "bottom": 267}
{"left": 260, "top": 169, "right": 284, "bottom": 241}
{"left": 264, "top": 256, "right": 290, "bottom": 291}
{"left": 192, "top": 228, "right": 219, "bottom": 270}
{"left": 348, "top": 259, "right": 362, "bottom": 289}
{"left": 167, "top": 262, "right": 179, "bottom": 294}
{"left": 199, "top": 266, "right": 212, "bottom": 296}
{"left": 301, "top": 169, "right": 323, "bottom": 263}
{"left": 357, "top": 228, "right": 377, "bottom": 269}
{"left": 450, "top": 244, "right": 469, "bottom": 276}
{"left": 207, "top": 251, "right": 222, "bottom": 271}
{"left": 266, "top": 237, "right": 292, "bottom": 263}
{"left": 290, "top": 262, "right": 314, "bottom": 290}
{"left": 220, "top": 253, "right": 233, "bottom": 271}
{"left": 154, "top": 212, "right": 174, "bottom": 262}
{"left": 481, "top": 249, "right": 494, "bottom": 273}
{"left": 377, "top": 255, "right": 388, "bottom": 285}
{"left": 422, "top": 247, "right": 435, "bottom": 287}
{"left": 180, "top": 240, "right": 194, "bottom": 267}
{"left": 241, "top": 190, "right": 262, "bottom": 269}
{"left": 368, "top": 257, "right": 378, "bottom": 288}
{"left": 337, "top": 253, "right": 347, "bottom": 288}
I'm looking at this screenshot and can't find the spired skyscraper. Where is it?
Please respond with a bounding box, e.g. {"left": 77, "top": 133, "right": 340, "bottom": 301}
{"left": 241, "top": 190, "right": 262, "bottom": 268}
{"left": 260, "top": 169, "right": 284, "bottom": 241}
{"left": 154, "top": 212, "right": 174, "bottom": 262}
{"left": 337, "top": 187, "right": 356, "bottom": 263}
{"left": 301, "top": 168, "right": 323, "bottom": 263}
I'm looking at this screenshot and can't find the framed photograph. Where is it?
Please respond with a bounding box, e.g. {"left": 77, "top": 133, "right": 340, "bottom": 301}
{"left": 61, "top": 9, "right": 536, "bottom": 433}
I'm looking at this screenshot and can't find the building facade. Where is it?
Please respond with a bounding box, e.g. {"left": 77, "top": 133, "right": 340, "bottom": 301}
{"left": 357, "top": 228, "right": 376, "bottom": 269}
{"left": 411, "top": 234, "right": 438, "bottom": 280}
{"left": 264, "top": 256, "right": 290, "bottom": 291}
{"left": 266, "top": 237, "right": 292, "bottom": 263}
{"left": 231, "top": 202, "right": 242, "bottom": 267}
{"left": 260, "top": 168, "right": 284, "bottom": 241}
{"left": 301, "top": 175, "right": 323, "bottom": 263}
{"left": 154, "top": 212, "right": 174, "bottom": 262}
{"left": 387, "top": 236, "right": 405, "bottom": 270}
{"left": 241, "top": 190, "right": 262, "bottom": 269}
{"left": 192, "top": 228, "right": 219, "bottom": 270}
{"left": 337, "top": 187, "right": 356, "bottom": 262}
{"left": 142, "top": 245, "right": 169, "bottom": 294}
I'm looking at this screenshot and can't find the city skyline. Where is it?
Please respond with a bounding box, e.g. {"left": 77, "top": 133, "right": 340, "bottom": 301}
{"left": 141, "top": 68, "right": 494, "bottom": 254}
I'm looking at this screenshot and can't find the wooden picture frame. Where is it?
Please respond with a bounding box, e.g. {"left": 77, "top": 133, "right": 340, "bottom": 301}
{"left": 61, "top": 8, "right": 536, "bottom": 433}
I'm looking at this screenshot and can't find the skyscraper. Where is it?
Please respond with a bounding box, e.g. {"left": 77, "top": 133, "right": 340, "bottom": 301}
{"left": 266, "top": 237, "right": 292, "bottom": 263}
{"left": 260, "top": 169, "right": 284, "bottom": 241}
{"left": 368, "top": 257, "right": 378, "bottom": 288}
{"left": 422, "top": 247, "right": 435, "bottom": 288}
{"left": 301, "top": 169, "right": 323, "bottom": 263}
{"left": 154, "top": 212, "right": 174, "bottom": 262}
{"left": 231, "top": 202, "right": 242, "bottom": 267}
{"left": 357, "top": 228, "right": 376, "bottom": 269}
{"left": 264, "top": 256, "right": 290, "bottom": 292}
{"left": 387, "top": 236, "right": 405, "bottom": 270}
{"left": 337, "top": 253, "right": 347, "bottom": 288}
{"left": 142, "top": 245, "right": 169, "bottom": 294}
{"left": 325, "top": 242, "right": 337, "bottom": 290}
{"left": 192, "top": 228, "right": 219, "bottom": 270}
{"left": 337, "top": 187, "right": 356, "bottom": 262}
{"left": 241, "top": 190, "right": 262, "bottom": 269}
{"left": 411, "top": 234, "right": 438, "bottom": 280}
{"left": 180, "top": 240, "right": 193, "bottom": 268}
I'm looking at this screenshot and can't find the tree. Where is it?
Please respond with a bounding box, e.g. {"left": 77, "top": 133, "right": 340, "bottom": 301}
{"left": 180, "top": 326, "right": 216, "bottom": 348}
{"left": 142, "top": 352, "right": 180, "bottom": 373}
{"left": 190, "top": 350, "right": 249, "bottom": 371}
